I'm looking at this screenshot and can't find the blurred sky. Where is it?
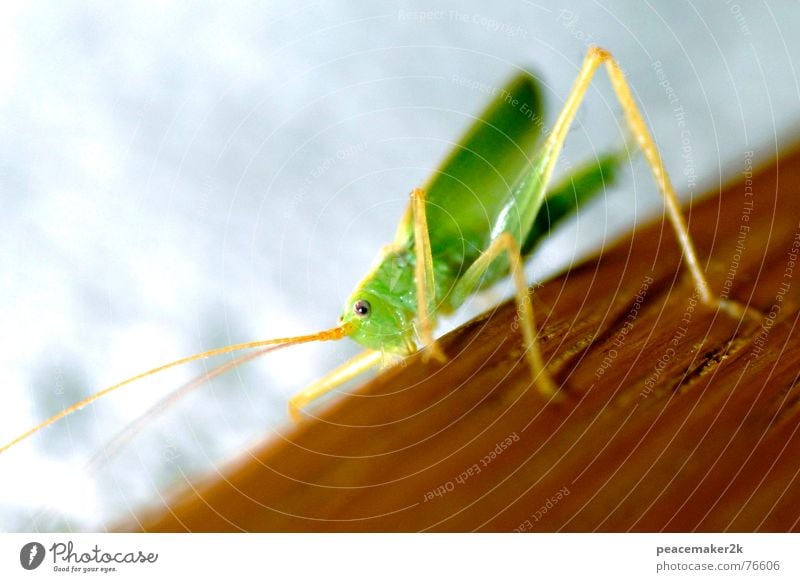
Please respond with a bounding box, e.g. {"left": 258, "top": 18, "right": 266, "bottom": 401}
{"left": 1, "top": 1, "right": 799, "bottom": 531}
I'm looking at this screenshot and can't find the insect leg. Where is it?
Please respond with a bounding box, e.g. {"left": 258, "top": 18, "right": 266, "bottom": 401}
{"left": 542, "top": 46, "right": 756, "bottom": 320}
{"left": 289, "top": 350, "right": 383, "bottom": 420}
{"left": 411, "top": 187, "right": 447, "bottom": 362}
{"left": 449, "top": 232, "right": 558, "bottom": 397}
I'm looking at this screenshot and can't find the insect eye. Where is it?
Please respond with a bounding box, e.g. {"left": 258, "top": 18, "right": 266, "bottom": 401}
{"left": 353, "top": 299, "right": 371, "bottom": 318}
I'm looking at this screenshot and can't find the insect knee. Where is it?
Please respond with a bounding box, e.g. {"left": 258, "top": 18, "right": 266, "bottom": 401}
{"left": 588, "top": 45, "right": 612, "bottom": 62}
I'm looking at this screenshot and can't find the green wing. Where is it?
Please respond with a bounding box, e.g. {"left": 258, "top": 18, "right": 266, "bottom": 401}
{"left": 521, "top": 151, "right": 624, "bottom": 256}
{"left": 394, "top": 72, "right": 544, "bottom": 266}
{"left": 465, "top": 151, "right": 625, "bottom": 294}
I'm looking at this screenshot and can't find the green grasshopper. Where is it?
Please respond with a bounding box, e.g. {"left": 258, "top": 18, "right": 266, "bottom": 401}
{"left": 0, "top": 47, "right": 752, "bottom": 453}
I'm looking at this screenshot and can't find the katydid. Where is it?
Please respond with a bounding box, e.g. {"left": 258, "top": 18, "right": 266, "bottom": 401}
{"left": 0, "top": 47, "right": 754, "bottom": 454}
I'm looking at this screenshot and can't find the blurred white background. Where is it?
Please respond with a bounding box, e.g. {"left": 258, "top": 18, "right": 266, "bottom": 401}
{"left": 1, "top": 1, "right": 798, "bottom": 531}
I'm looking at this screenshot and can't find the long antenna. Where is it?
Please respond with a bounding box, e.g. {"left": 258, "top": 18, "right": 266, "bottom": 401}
{"left": 86, "top": 344, "right": 282, "bottom": 471}
{"left": 0, "top": 324, "right": 352, "bottom": 454}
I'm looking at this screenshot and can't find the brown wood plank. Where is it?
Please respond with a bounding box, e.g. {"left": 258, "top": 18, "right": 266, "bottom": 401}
{"left": 127, "top": 145, "right": 800, "bottom": 532}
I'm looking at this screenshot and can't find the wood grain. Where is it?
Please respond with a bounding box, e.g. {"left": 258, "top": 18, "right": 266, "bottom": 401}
{"left": 127, "top": 145, "right": 800, "bottom": 532}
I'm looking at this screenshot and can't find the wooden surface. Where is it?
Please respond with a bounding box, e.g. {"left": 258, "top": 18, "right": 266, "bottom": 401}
{"left": 129, "top": 146, "right": 800, "bottom": 532}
